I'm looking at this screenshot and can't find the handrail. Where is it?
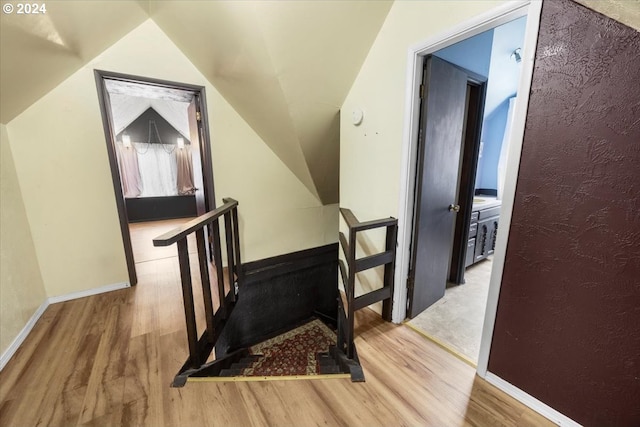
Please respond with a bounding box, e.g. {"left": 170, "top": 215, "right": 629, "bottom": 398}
{"left": 340, "top": 208, "right": 397, "bottom": 232}
{"left": 153, "top": 197, "right": 243, "bottom": 387}
{"left": 154, "top": 198, "right": 238, "bottom": 246}
{"left": 338, "top": 207, "right": 397, "bottom": 359}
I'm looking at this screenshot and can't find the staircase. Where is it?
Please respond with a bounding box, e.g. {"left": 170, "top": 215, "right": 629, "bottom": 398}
{"left": 184, "top": 317, "right": 348, "bottom": 381}
{"left": 154, "top": 199, "right": 397, "bottom": 386}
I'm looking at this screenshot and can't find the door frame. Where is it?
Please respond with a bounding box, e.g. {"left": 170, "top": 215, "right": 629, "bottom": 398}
{"left": 393, "top": 0, "right": 542, "bottom": 378}
{"left": 94, "top": 70, "right": 216, "bottom": 286}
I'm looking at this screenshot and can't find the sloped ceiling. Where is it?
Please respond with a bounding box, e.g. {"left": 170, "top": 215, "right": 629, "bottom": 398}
{"left": 1, "top": 0, "right": 392, "bottom": 204}
{"left": 0, "top": 1, "right": 149, "bottom": 124}
{"left": 148, "top": 1, "right": 393, "bottom": 203}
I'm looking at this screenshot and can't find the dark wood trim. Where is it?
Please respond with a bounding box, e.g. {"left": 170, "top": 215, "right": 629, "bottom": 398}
{"left": 125, "top": 195, "right": 196, "bottom": 223}
{"left": 340, "top": 208, "right": 397, "bottom": 232}
{"left": 195, "top": 91, "right": 216, "bottom": 213}
{"left": 338, "top": 208, "right": 397, "bottom": 357}
{"left": 242, "top": 243, "right": 338, "bottom": 285}
{"left": 94, "top": 71, "right": 137, "bottom": 285}
{"left": 355, "top": 251, "right": 395, "bottom": 273}
{"left": 449, "top": 79, "right": 487, "bottom": 284}
{"left": 94, "top": 69, "right": 207, "bottom": 93}
{"left": 354, "top": 287, "right": 393, "bottom": 311}
{"left": 153, "top": 199, "right": 238, "bottom": 246}
{"left": 93, "top": 70, "right": 217, "bottom": 285}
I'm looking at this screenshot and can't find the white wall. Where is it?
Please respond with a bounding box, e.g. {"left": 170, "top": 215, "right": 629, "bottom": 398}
{"left": 6, "top": 19, "right": 337, "bottom": 299}
{"left": 340, "top": 0, "right": 506, "bottom": 314}
{"left": 0, "top": 124, "right": 47, "bottom": 356}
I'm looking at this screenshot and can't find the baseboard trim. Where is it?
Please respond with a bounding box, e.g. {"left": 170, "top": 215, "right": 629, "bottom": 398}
{"left": 0, "top": 299, "right": 49, "bottom": 371}
{"left": 48, "top": 281, "right": 130, "bottom": 304}
{"left": 0, "top": 281, "right": 132, "bottom": 372}
{"left": 484, "top": 372, "right": 582, "bottom": 427}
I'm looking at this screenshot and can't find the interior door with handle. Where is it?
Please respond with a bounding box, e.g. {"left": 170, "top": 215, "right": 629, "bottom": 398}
{"left": 407, "top": 56, "right": 468, "bottom": 318}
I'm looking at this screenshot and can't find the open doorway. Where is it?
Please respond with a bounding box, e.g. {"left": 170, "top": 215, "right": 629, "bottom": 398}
{"left": 405, "top": 16, "right": 528, "bottom": 364}
{"left": 95, "top": 71, "right": 216, "bottom": 285}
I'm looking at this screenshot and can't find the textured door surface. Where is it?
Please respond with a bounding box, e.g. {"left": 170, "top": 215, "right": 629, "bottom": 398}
{"left": 408, "top": 56, "right": 468, "bottom": 318}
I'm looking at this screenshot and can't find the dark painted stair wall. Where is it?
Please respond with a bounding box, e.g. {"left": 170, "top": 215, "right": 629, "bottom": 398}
{"left": 215, "top": 243, "right": 339, "bottom": 357}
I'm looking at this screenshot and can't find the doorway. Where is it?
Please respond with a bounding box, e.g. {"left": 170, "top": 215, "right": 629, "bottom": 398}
{"left": 403, "top": 13, "right": 532, "bottom": 364}
{"left": 95, "top": 71, "right": 216, "bottom": 285}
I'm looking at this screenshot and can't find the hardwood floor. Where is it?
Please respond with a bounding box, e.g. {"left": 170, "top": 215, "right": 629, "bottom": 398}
{"left": 129, "top": 218, "right": 197, "bottom": 264}
{"left": 0, "top": 236, "right": 555, "bottom": 426}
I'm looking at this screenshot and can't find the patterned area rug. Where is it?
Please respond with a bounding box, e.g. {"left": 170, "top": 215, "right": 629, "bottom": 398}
{"left": 243, "top": 318, "right": 336, "bottom": 376}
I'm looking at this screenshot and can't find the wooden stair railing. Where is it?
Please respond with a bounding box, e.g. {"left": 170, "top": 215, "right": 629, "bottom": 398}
{"left": 338, "top": 208, "right": 398, "bottom": 360}
{"left": 153, "top": 197, "right": 242, "bottom": 386}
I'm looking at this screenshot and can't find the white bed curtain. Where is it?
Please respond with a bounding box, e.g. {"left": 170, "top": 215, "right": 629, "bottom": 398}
{"left": 135, "top": 143, "right": 178, "bottom": 197}
{"left": 116, "top": 142, "right": 142, "bottom": 198}
{"left": 116, "top": 141, "right": 195, "bottom": 198}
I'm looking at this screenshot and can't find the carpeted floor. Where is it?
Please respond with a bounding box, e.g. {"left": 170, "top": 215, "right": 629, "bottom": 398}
{"left": 243, "top": 318, "right": 337, "bottom": 376}
{"left": 408, "top": 257, "right": 493, "bottom": 363}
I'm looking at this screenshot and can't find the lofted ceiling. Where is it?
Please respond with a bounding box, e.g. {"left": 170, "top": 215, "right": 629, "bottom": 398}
{"left": 0, "top": 0, "right": 393, "bottom": 204}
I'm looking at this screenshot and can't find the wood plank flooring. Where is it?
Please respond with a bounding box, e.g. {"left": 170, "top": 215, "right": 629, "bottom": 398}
{"left": 0, "top": 221, "right": 556, "bottom": 426}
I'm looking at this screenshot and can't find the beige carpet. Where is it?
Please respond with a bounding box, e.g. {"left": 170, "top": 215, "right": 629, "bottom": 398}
{"left": 408, "top": 258, "right": 493, "bottom": 363}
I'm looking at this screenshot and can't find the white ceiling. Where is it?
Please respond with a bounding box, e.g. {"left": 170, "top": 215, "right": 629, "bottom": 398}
{"left": 0, "top": 0, "right": 392, "bottom": 204}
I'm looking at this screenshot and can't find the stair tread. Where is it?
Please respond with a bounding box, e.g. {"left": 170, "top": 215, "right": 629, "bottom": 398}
{"left": 230, "top": 362, "right": 253, "bottom": 369}
{"left": 219, "top": 368, "right": 243, "bottom": 377}
{"left": 319, "top": 365, "right": 343, "bottom": 374}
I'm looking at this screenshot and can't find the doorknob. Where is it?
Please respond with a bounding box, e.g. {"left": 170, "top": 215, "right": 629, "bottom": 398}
{"left": 448, "top": 204, "right": 460, "bottom": 213}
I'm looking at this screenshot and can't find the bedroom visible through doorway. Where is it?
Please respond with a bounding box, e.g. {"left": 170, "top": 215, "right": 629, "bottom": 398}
{"left": 95, "top": 71, "right": 216, "bottom": 284}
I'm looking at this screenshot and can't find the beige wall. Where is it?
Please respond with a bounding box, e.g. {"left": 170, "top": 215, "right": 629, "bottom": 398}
{"left": 7, "top": 19, "right": 337, "bottom": 299}
{"left": 339, "top": 1, "right": 505, "bottom": 309}
{"left": 0, "top": 124, "right": 47, "bottom": 355}
{"left": 574, "top": 0, "right": 640, "bottom": 31}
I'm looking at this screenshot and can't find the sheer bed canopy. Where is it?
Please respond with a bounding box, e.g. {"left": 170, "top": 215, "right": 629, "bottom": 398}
{"left": 109, "top": 92, "right": 196, "bottom": 199}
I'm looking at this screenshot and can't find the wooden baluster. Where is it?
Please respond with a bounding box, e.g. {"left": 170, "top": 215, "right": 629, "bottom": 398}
{"left": 211, "top": 219, "right": 227, "bottom": 318}
{"left": 346, "top": 229, "right": 357, "bottom": 358}
{"left": 337, "top": 298, "right": 346, "bottom": 353}
{"left": 177, "top": 238, "right": 200, "bottom": 367}
{"left": 223, "top": 212, "right": 236, "bottom": 303}
{"left": 382, "top": 223, "right": 398, "bottom": 322}
{"left": 230, "top": 206, "right": 243, "bottom": 288}
{"left": 196, "top": 228, "right": 215, "bottom": 341}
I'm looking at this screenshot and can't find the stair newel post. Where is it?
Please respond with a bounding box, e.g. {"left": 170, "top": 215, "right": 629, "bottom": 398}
{"left": 346, "top": 228, "right": 357, "bottom": 359}
{"left": 177, "top": 237, "right": 200, "bottom": 367}
{"left": 211, "top": 218, "right": 227, "bottom": 318}
{"left": 196, "top": 228, "right": 215, "bottom": 341}
{"left": 382, "top": 223, "right": 398, "bottom": 322}
{"left": 223, "top": 212, "right": 236, "bottom": 303}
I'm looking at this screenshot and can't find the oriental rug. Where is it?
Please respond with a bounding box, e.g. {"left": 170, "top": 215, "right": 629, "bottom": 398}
{"left": 243, "top": 318, "right": 336, "bottom": 377}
